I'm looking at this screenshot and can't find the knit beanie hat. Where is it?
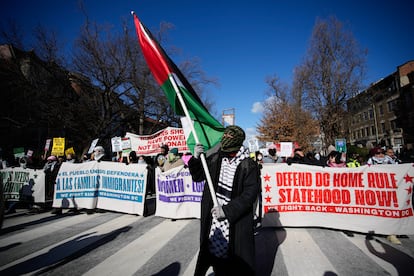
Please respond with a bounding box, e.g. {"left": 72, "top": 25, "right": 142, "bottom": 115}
{"left": 169, "top": 148, "right": 179, "bottom": 155}
{"left": 221, "top": 125, "right": 245, "bottom": 153}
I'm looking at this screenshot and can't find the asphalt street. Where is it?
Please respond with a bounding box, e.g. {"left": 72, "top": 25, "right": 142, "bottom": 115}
{"left": 1, "top": 207, "right": 414, "bottom": 276}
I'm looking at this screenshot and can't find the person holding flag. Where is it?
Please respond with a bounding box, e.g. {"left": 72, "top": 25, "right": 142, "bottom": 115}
{"left": 131, "top": 11, "right": 224, "bottom": 154}
{"left": 188, "top": 125, "right": 260, "bottom": 275}
{"left": 132, "top": 9, "right": 224, "bottom": 207}
{"left": 132, "top": 12, "right": 260, "bottom": 274}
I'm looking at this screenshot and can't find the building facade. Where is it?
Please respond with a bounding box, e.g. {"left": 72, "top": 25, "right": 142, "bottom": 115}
{"left": 0, "top": 44, "right": 168, "bottom": 161}
{"left": 347, "top": 60, "right": 414, "bottom": 151}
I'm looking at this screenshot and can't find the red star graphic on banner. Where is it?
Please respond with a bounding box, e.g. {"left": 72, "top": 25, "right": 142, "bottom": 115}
{"left": 406, "top": 185, "right": 413, "bottom": 195}
{"left": 406, "top": 199, "right": 411, "bottom": 206}
{"left": 265, "top": 184, "right": 271, "bottom": 193}
{"left": 404, "top": 174, "right": 414, "bottom": 183}
{"left": 265, "top": 195, "right": 272, "bottom": 203}
{"left": 263, "top": 174, "right": 271, "bottom": 182}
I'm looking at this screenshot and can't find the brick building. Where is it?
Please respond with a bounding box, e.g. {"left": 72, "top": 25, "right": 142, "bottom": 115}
{"left": 347, "top": 60, "right": 414, "bottom": 152}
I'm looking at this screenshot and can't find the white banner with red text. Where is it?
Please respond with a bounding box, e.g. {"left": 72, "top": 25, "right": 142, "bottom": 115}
{"left": 154, "top": 165, "right": 203, "bottom": 219}
{"left": 125, "top": 127, "right": 189, "bottom": 156}
{"left": 261, "top": 163, "right": 414, "bottom": 235}
{"left": 52, "top": 161, "right": 147, "bottom": 215}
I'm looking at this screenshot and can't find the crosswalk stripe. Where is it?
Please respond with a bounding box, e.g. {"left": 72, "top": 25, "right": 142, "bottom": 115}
{"left": 83, "top": 219, "right": 191, "bottom": 276}
{"left": 183, "top": 251, "right": 214, "bottom": 276}
{"left": 343, "top": 233, "right": 398, "bottom": 275}
{"left": 2, "top": 211, "right": 413, "bottom": 276}
{"left": 182, "top": 250, "right": 199, "bottom": 276}
{"left": 280, "top": 228, "right": 337, "bottom": 276}
{"left": 182, "top": 250, "right": 214, "bottom": 276}
{"left": 2, "top": 211, "right": 52, "bottom": 228}
{"left": 0, "top": 214, "right": 140, "bottom": 273}
{"left": 0, "top": 213, "right": 104, "bottom": 247}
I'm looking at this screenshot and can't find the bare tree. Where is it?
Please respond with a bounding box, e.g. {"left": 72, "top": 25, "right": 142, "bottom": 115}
{"left": 0, "top": 4, "right": 218, "bottom": 157}
{"left": 32, "top": 25, "right": 65, "bottom": 66}
{"left": 71, "top": 18, "right": 138, "bottom": 144}
{"left": 257, "top": 76, "right": 318, "bottom": 152}
{"left": 71, "top": 15, "right": 219, "bottom": 141}
{"left": 293, "top": 16, "right": 367, "bottom": 149}
{"left": 0, "top": 19, "right": 25, "bottom": 50}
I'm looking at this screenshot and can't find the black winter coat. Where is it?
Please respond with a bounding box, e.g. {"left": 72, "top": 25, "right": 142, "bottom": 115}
{"left": 188, "top": 151, "right": 260, "bottom": 275}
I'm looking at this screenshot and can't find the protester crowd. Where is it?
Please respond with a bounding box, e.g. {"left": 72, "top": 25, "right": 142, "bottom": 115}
{"left": 1, "top": 141, "right": 413, "bottom": 244}
{"left": 253, "top": 144, "right": 411, "bottom": 167}
{"left": 0, "top": 143, "right": 195, "bottom": 215}
{"left": 1, "top": 141, "right": 413, "bottom": 174}
{"left": 1, "top": 143, "right": 412, "bottom": 209}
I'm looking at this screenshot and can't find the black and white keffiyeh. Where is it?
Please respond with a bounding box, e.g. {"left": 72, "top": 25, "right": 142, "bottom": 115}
{"left": 208, "top": 146, "right": 250, "bottom": 258}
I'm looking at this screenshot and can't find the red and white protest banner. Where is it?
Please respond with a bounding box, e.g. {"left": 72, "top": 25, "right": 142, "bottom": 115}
{"left": 261, "top": 163, "right": 414, "bottom": 235}
{"left": 125, "top": 127, "right": 189, "bottom": 156}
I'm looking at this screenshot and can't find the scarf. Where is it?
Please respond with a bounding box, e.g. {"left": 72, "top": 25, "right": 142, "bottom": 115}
{"left": 208, "top": 146, "right": 250, "bottom": 258}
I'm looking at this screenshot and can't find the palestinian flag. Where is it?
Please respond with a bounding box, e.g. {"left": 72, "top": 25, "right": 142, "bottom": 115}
{"left": 132, "top": 12, "right": 224, "bottom": 153}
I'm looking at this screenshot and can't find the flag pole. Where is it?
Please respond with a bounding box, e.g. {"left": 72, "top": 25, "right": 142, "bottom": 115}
{"left": 168, "top": 75, "right": 219, "bottom": 207}
{"left": 131, "top": 11, "right": 218, "bottom": 207}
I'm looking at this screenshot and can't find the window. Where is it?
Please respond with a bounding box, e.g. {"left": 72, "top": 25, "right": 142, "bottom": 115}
{"left": 387, "top": 100, "right": 398, "bottom": 112}
{"left": 379, "top": 105, "right": 384, "bottom": 115}
{"left": 366, "top": 127, "right": 370, "bottom": 136}
{"left": 381, "top": 123, "right": 386, "bottom": 134}
{"left": 369, "top": 109, "right": 374, "bottom": 119}
{"left": 371, "top": 126, "right": 376, "bottom": 137}
{"left": 391, "top": 120, "right": 398, "bottom": 130}
{"left": 387, "top": 101, "right": 392, "bottom": 112}
{"left": 395, "top": 138, "right": 403, "bottom": 145}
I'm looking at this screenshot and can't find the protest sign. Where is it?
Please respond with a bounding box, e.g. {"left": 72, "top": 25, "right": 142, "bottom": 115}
{"left": 53, "top": 162, "right": 99, "bottom": 209}
{"left": 52, "top": 161, "right": 147, "bottom": 215}
{"left": 111, "top": 137, "right": 122, "bottom": 153}
{"left": 154, "top": 165, "right": 203, "bottom": 219}
{"left": 13, "top": 147, "right": 25, "bottom": 159}
{"left": 87, "top": 138, "right": 99, "bottom": 154}
{"left": 51, "top": 137, "right": 65, "bottom": 157}
{"left": 126, "top": 127, "right": 189, "bottom": 156}
{"left": 96, "top": 162, "right": 147, "bottom": 215}
{"left": 261, "top": 163, "right": 414, "bottom": 234}
{"left": 0, "top": 167, "right": 46, "bottom": 203}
